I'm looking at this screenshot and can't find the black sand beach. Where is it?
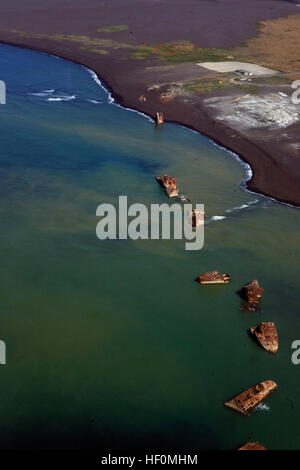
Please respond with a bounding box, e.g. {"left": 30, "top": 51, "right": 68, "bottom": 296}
{"left": 0, "top": 0, "right": 300, "bottom": 204}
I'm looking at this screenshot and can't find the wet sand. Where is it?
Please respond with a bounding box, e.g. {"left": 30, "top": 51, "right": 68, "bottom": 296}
{"left": 0, "top": 0, "right": 300, "bottom": 205}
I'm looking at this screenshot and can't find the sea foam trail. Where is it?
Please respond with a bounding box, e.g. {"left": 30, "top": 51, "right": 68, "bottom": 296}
{"left": 48, "top": 95, "right": 76, "bottom": 102}
{"left": 28, "top": 90, "right": 76, "bottom": 101}
{"left": 28, "top": 90, "right": 54, "bottom": 97}
{"left": 225, "top": 199, "right": 259, "bottom": 213}
{"left": 211, "top": 215, "right": 226, "bottom": 221}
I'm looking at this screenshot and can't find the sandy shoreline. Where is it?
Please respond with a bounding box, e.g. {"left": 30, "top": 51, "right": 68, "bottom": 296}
{"left": 0, "top": 0, "right": 300, "bottom": 206}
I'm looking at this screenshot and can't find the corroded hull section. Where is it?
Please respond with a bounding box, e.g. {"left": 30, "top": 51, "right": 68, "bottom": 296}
{"left": 188, "top": 209, "right": 205, "bottom": 227}
{"left": 250, "top": 322, "right": 278, "bottom": 354}
{"left": 245, "top": 280, "right": 264, "bottom": 302}
{"left": 156, "top": 175, "right": 179, "bottom": 198}
{"left": 238, "top": 442, "right": 266, "bottom": 450}
{"left": 241, "top": 279, "right": 264, "bottom": 311}
{"left": 225, "top": 380, "right": 278, "bottom": 415}
{"left": 156, "top": 175, "right": 177, "bottom": 189}
{"left": 199, "top": 270, "right": 231, "bottom": 284}
{"left": 156, "top": 111, "right": 164, "bottom": 125}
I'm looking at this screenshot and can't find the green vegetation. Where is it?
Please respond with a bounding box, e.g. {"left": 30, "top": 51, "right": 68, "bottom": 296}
{"left": 129, "top": 41, "right": 238, "bottom": 64}
{"left": 185, "top": 78, "right": 229, "bottom": 94}
{"left": 130, "top": 49, "right": 154, "bottom": 60}
{"left": 96, "top": 25, "right": 129, "bottom": 33}
{"left": 185, "top": 77, "right": 258, "bottom": 95}
{"left": 151, "top": 42, "right": 235, "bottom": 63}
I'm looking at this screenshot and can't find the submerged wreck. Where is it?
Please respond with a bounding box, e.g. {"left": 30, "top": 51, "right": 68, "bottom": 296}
{"left": 189, "top": 209, "right": 205, "bottom": 228}
{"left": 238, "top": 442, "right": 266, "bottom": 451}
{"left": 198, "top": 270, "right": 231, "bottom": 285}
{"left": 225, "top": 380, "right": 278, "bottom": 416}
{"left": 250, "top": 322, "right": 278, "bottom": 354}
{"left": 240, "top": 279, "right": 264, "bottom": 311}
{"left": 156, "top": 111, "right": 164, "bottom": 125}
{"left": 244, "top": 279, "right": 264, "bottom": 302}
{"left": 156, "top": 175, "right": 179, "bottom": 198}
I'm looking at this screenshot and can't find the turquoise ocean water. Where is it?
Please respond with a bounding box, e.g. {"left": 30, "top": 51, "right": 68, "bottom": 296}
{"left": 0, "top": 44, "right": 299, "bottom": 450}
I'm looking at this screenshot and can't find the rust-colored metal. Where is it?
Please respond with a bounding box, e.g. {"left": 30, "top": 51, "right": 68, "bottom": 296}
{"left": 225, "top": 380, "right": 278, "bottom": 416}
{"left": 240, "top": 280, "right": 264, "bottom": 311}
{"left": 250, "top": 322, "right": 278, "bottom": 354}
{"left": 156, "top": 175, "right": 179, "bottom": 197}
{"left": 189, "top": 209, "right": 205, "bottom": 227}
{"left": 198, "top": 270, "right": 231, "bottom": 284}
{"left": 238, "top": 442, "right": 266, "bottom": 450}
{"left": 156, "top": 111, "right": 164, "bottom": 125}
{"left": 164, "top": 187, "right": 179, "bottom": 198}
{"left": 156, "top": 175, "right": 177, "bottom": 189}
{"left": 244, "top": 280, "right": 264, "bottom": 302}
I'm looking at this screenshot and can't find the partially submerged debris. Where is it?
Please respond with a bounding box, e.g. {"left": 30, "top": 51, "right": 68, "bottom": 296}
{"left": 156, "top": 175, "right": 177, "bottom": 189}
{"left": 225, "top": 380, "right": 278, "bottom": 416}
{"left": 238, "top": 442, "right": 266, "bottom": 451}
{"left": 188, "top": 209, "right": 205, "bottom": 227}
{"left": 138, "top": 94, "right": 146, "bottom": 102}
{"left": 198, "top": 270, "right": 231, "bottom": 284}
{"left": 179, "top": 195, "right": 192, "bottom": 203}
{"left": 244, "top": 280, "right": 264, "bottom": 302}
{"left": 240, "top": 279, "right": 263, "bottom": 311}
{"left": 250, "top": 322, "right": 278, "bottom": 354}
{"left": 156, "top": 175, "right": 178, "bottom": 198}
{"left": 156, "top": 111, "right": 164, "bottom": 125}
{"left": 164, "top": 187, "right": 179, "bottom": 198}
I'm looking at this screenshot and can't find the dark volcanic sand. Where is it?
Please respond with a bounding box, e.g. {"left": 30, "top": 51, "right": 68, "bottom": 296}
{"left": 0, "top": 0, "right": 300, "bottom": 205}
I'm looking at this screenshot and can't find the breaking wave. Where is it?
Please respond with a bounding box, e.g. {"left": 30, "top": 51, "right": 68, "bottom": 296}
{"left": 210, "top": 215, "right": 226, "bottom": 221}
{"left": 225, "top": 199, "right": 259, "bottom": 213}
{"left": 86, "top": 68, "right": 154, "bottom": 122}
{"left": 28, "top": 89, "right": 76, "bottom": 102}
{"left": 28, "top": 90, "right": 54, "bottom": 97}
{"left": 48, "top": 94, "right": 76, "bottom": 102}
{"left": 87, "top": 99, "right": 104, "bottom": 104}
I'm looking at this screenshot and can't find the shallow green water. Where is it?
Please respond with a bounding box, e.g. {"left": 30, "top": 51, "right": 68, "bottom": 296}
{"left": 0, "top": 44, "right": 299, "bottom": 450}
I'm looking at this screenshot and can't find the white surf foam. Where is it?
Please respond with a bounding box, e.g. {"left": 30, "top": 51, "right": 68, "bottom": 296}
{"left": 225, "top": 199, "right": 259, "bottom": 213}
{"left": 86, "top": 68, "right": 154, "bottom": 122}
{"left": 28, "top": 90, "right": 55, "bottom": 97}
{"left": 211, "top": 215, "right": 226, "bottom": 221}
{"left": 48, "top": 95, "right": 76, "bottom": 102}
{"left": 255, "top": 403, "right": 270, "bottom": 412}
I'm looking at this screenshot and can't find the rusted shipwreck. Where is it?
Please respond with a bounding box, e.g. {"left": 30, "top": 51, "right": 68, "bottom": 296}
{"left": 238, "top": 442, "right": 266, "bottom": 451}
{"left": 156, "top": 111, "right": 164, "bottom": 125}
{"left": 198, "top": 270, "right": 231, "bottom": 285}
{"left": 240, "top": 279, "right": 264, "bottom": 311}
{"left": 156, "top": 175, "right": 179, "bottom": 198}
{"left": 225, "top": 380, "right": 278, "bottom": 416}
{"left": 189, "top": 209, "right": 205, "bottom": 228}
{"left": 250, "top": 322, "right": 278, "bottom": 354}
